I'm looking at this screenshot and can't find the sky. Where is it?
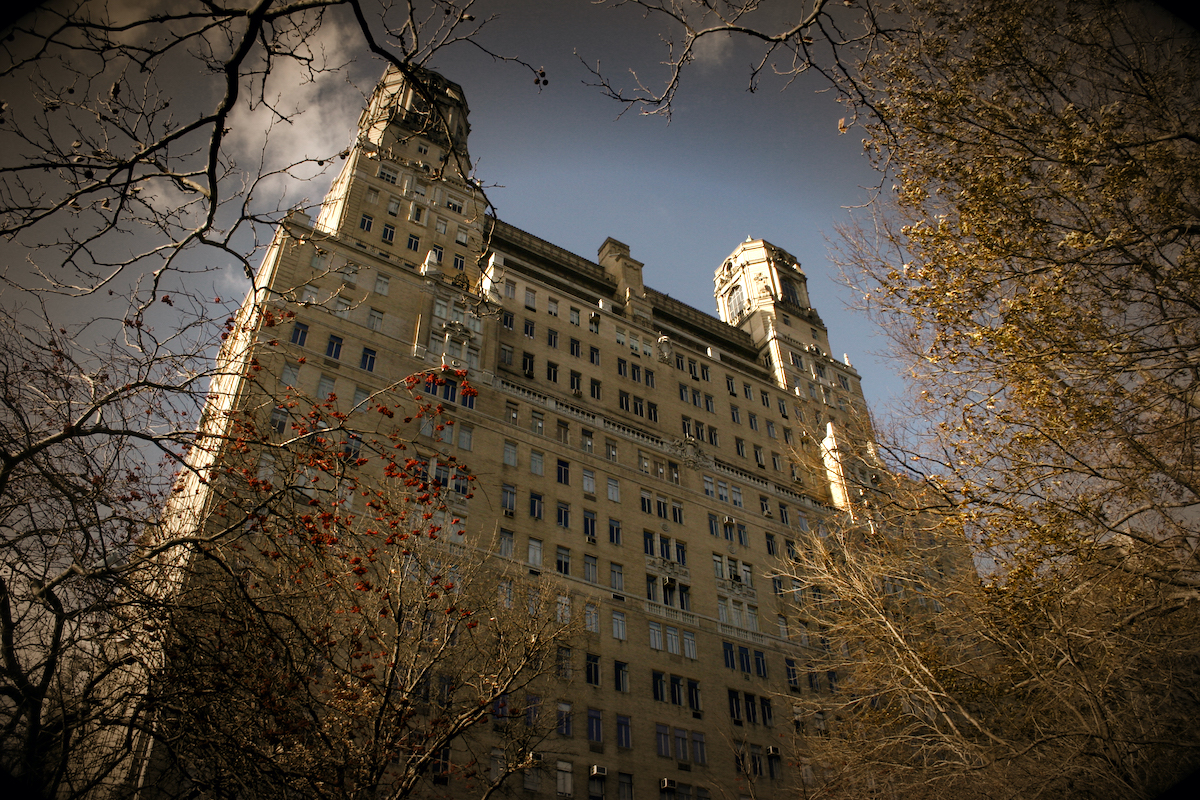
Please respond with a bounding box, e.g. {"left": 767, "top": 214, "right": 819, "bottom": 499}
{"left": 255, "top": 0, "right": 902, "bottom": 414}
{"left": 1, "top": 0, "right": 901, "bottom": 416}
{"left": 430, "top": 1, "right": 900, "bottom": 411}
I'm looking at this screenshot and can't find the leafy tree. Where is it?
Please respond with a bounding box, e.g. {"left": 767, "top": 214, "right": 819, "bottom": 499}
{"left": 597, "top": 1, "right": 1200, "bottom": 797}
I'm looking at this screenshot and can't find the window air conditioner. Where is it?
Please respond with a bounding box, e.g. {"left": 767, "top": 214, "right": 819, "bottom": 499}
{"left": 590, "top": 766, "right": 608, "bottom": 777}
{"left": 767, "top": 746, "right": 781, "bottom": 756}
{"left": 723, "top": 516, "right": 735, "bottom": 525}
{"left": 529, "top": 752, "right": 543, "bottom": 762}
{"left": 660, "top": 779, "right": 677, "bottom": 790}
{"left": 503, "top": 509, "right": 514, "bottom": 517}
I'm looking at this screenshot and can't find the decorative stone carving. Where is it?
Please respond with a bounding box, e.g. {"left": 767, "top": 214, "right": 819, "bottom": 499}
{"left": 666, "top": 437, "right": 713, "bottom": 470}
{"left": 657, "top": 335, "right": 672, "bottom": 363}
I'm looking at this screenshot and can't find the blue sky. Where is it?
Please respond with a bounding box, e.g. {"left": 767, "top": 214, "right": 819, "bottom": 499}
{"left": 411, "top": 1, "right": 904, "bottom": 415}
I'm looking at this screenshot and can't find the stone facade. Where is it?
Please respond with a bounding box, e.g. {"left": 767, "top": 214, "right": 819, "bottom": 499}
{"left": 200, "top": 65, "right": 893, "bottom": 800}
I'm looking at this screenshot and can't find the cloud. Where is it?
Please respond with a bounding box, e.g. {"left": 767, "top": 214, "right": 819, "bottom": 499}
{"left": 691, "top": 31, "right": 735, "bottom": 68}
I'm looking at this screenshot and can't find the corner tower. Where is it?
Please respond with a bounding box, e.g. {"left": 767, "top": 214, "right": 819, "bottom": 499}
{"left": 313, "top": 65, "right": 485, "bottom": 284}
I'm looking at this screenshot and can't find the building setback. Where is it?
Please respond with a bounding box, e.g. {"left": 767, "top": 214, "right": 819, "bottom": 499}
{"left": 186, "top": 65, "right": 887, "bottom": 799}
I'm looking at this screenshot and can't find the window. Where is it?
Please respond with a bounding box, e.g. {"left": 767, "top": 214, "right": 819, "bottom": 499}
{"left": 359, "top": 348, "right": 376, "bottom": 372}
{"left": 502, "top": 484, "right": 516, "bottom": 514}
{"left": 666, "top": 626, "right": 680, "bottom": 655}
{"left": 570, "top": 338, "right": 581, "bottom": 357}
{"left": 556, "top": 546, "right": 571, "bottom": 575}
{"left": 648, "top": 621, "right": 663, "bottom": 650}
{"left": 583, "top": 554, "right": 598, "bottom": 583}
{"left": 585, "top": 602, "right": 599, "bottom": 632}
{"left": 609, "top": 518, "right": 622, "bottom": 545}
{"left": 583, "top": 511, "right": 597, "bottom": 540}
{"left": 378, "top": 165, "right": 397, "bottom": 184}
{"left": 612, "top": 610, "right": 626, "bottom": 640}
{"left": 616, "top": 715, "right": 631, "bottom": 748}
{"left": 530, "top": 451, "right": 544, "bottom": 475}
{"left": 589, "top": 346, "right": 600, "bottom": 365}
{"left": 691, "top": 732, "right": 707, "bottom": 765}
{"left": 618, "top": 357, "right": 628, "bottom": 377}
{"left": 548, "top": 328, "right": 559, "bottom": 347}
{"left": 590, "top": 379, "right": 601, "bottom": 400}
{"left": 582, "top": 469, "right": 596, "bottom": 494}
{"left": 586, "top": 654, "right": 600, "bottom": 686}
{"left": 748, "top": 413, "right": 759, "bottom": 431}
{"left": 587, "top": 709, "right": 602, "bottom": 743}
{"left": 524, "top": 318, "right": 536, "bottom": 338}
{"left": 755, "top": 650, "right": 768, "bottom": 678}
{"left": 606, "top": 439, "right": 618, "bottom": 461}
{"left": 588, "top": 313, "right": 600, "bottom": 333}
{"left": 381, "top": 223, "right": 395, "bottom": 243}
{"left": 557, "top": 502, "right": 571, "bottom": 528}
{"left": 325, "top": 335, "right": 342, "bottom": 359}
{"left": 502, "top": 311, "right": 514, "bottom": 330}
{"left": 532, "top": 411, "right": 544, "bottom": 435}
{"left": 608, "top": 562, "right": 625, "bottom": 592}
{"left": 556, "top": 459, "right": 571, "bottom": 485}
{"left": 672, "top": 502, "right": 684, "bottom": 524}
{"left": 557, "top": 704, "right": 572, "bottom": 736}
{"left": 452, "top": 253, "right": 465, "bottom": 271}
{"left": 406, "top": 233, "right": 419, "bottom": 251}
{"left": 289, "top": 322, "right": 309, "bottom": 347}
{"left": 528, "top": 537, "right": 543, "bottom": 566}
{"left": 640, "top": 490, "right": 652, "bottom": 515}
{"left": 607, "top": 478, "right": 620, "bottom": 502}
{"left": 656, "top": 724, "right": 670, "bottom": 757}
{"left": 557, "top": 646, "right": 572, "bottom": 678}
{"left": 499, "top": 529, "right": 514, "bottom": 557}
{"left": 359, "top": 213, "right": 373, "bottom": 232}
{"left": 530, "top": 492, "right": 543, "bottom": 520}
{"left": 366, "top": 308, "right": 384, "bottom": 331}
{"left": 614, "top": 661, "right": 629, "bottom": 693}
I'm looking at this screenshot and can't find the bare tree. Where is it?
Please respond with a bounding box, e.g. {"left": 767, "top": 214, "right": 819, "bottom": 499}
{"left": 588, "top": 2, "right": 1200, "bottom": 796}
{"left": 0, "top": 3, "right": 552, "bottom": 797}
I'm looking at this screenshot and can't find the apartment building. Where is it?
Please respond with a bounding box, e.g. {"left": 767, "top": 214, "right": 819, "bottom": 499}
{"left": 194, "top": 65, "right": 890, "bottom": 800}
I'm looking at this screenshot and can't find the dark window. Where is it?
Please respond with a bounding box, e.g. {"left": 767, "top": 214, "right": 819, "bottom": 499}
{"left": 325, "top": 335, "right": 342, "bottom": 359}
{"left": 290, "top": 322, "right": 308, "bottom": 346}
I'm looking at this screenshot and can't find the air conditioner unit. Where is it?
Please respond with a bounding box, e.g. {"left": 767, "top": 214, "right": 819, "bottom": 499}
{"left": 663, "top": 577, "right": 677, "bottom": 587}
{"left": 529, "top": 752, "right": 543, "bottom": 763}
{"left": 590, "top": 765, "right": 608, "bottom": 777}
{"left": 767, "top": 746, "right": 781, "bottom": 756}
{"left": 660, "top": 779, "right": 677, "bottom": 790}
{"left": 731, "top": 574, "right": 742, "bottom": 583}
{"left": 723, "top": 516, "right": 735, "bottom": 525}
{"left": 586, "top": 536, "right": 597, "bottom": 545}
{"left": 503, "top": 509, "right": 514, "bottom": 517}
{"left": 762, "top": 509, "right": 773, "bottom": 518}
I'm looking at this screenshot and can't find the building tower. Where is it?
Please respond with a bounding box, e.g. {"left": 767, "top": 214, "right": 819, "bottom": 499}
{"left": 170, "top": 64, "right": 907, "bottom": 800}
